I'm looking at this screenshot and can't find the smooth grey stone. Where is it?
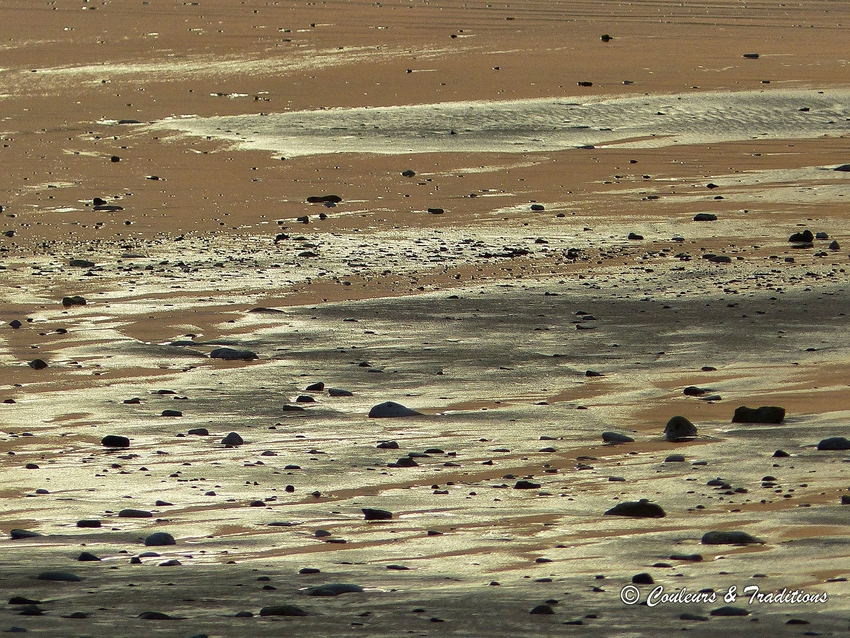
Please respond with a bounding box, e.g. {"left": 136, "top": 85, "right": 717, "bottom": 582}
{"left": 701, "top": 531, "right": 763, "bottom": 545}
{"left": 37, "top": 571, "right": 82, "bottom": 582}
{"left": 601, "top": 431, "right": 634, "bottom": 444}
{"left": 305, "top": 583, "right": 364, "bottom": 596}
{"left": 604, "top": 499, "right": 666, "bottom": 518}
{"left": 368, "top": 401, "right": 421, "bottom": 418}
{"left": 144, "top": 532, "right": 176, "bottom": 547}
{"left": 732, "top": 405, "right": 785, "bottom": 423}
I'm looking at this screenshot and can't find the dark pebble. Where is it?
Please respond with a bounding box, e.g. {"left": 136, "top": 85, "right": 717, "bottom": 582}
{"left": 701, "top": 531, "right": 763, "bottom": 545}
{"left": 604, "top": 499, "right": 666, "bottom": 518}
{"left": 144, "top": 532, "right": 176, "bottom": 547}
{"left": 362, "top": 508, "right": 393, "bottom": 520}
{"left": 78, "top": 552, "right": 101, "bottom": 562}
{"left": 37, "top": 571, "right": 82, "bottom": 582}
{"left": 221, "top": 432, "right": 244, "bottom": 446}
{"left": 101, "top": 435, "right": 130, "bottom": 448}
{"left": 260, "top": 605, "right": 308, "bottom": 617}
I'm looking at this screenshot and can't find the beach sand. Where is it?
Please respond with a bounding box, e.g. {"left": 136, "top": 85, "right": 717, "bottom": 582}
{"left": 2, "top": 0, "right": 850, "bottom": 635}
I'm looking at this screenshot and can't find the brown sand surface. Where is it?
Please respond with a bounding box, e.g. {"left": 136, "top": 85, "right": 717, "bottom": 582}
{"left": 2, "top": 0, "right": 850, "bottom": 635}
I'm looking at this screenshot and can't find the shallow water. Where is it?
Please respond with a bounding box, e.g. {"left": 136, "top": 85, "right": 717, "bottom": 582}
{"left": 149, "top": 88, "right": 850, "bottom": 157}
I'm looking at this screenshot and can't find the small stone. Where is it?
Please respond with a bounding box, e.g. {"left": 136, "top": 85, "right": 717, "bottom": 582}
{"left": 401, "top": 170, "right": 416, "bottom": 177}
{"left": 631, "top": 573, "right": 654, "bottom": 584}
{"left": 514, "top": 480, "right": 541, "bottom": 489}
{"left": 61, "top": 295, "right": 87, "bottom": 307}
{"left": 221, "top": 432, "right": 244, "bottom": 446}
{"left": 119, "top": 509, "right": 153, "bottom": 518}
{"left": 732, "top": 405, "right": 785, "bottom": 424}
{"left": 664, "top": 454, "right": 685, "bottom": 462}
{"left": 299, "top": 567, "right": 321, "bottom": 574}
{"left": 817, "top": 437, "right": 850, "bottom": 450}
{"left": 37, "top": 571, "right": 82, "bottom": 582}
{"left": 680, "top": 612, "right": 709, "bottom": 621}
{"left": 28, "top": 359, "right": 48, "bottom": 370}
{"left": 306, "top": 195, "right": 342, "bottom": 204}
{"left": 710, "top": 606, "right": 750, "bottom": 616}
{"left": 604, "top": 499, "right": 666, "bottom": 518}
{"left": 670, "top": 554, "right": 703, "bottom": 562}
{"left": 138, "top": 611, "right": 172, "bottom": 620}
{"left": 234, "top": 610, "right": 253, "bottom": 617}
{"left": 701, "top": 531, "right": 763, "bottom": 545}
{"left": 101, "top": 435, "right": 130, "bottom": 448}
{"left": 144, "top": 532, "right": 176, "bottom": 547}
{"left": 362, "top": 508, "right": 393, "bottom": 521}
{"left": 627, "top": 232, "right": 644, "bottom": 240}
{"left": 772, "top": 449, "right": 789, "bottom": 457}
{"left": 161, "top": 409, "right": 182, "bottom": 417}
{"left": 369, "top": 401, "right": 421, "bottom": 418}
{"left": 187, "top": 428, "right": 209, "bottom": 436}
{"left": 601, "top": 431, "right": 634, "bottom": 444}
{"left": 530, "top": 604, "right": 555, "bottom": 615}
{"left": 210, "top": 347, "right": 258, "bottom": 361}
{"left": 328, "top": 388, "right": 353, "bottom": 396}
{"left": 376, "top": 440, "right": 400, "bottom": 449}
{"left": 693, "top": 213, "right": 717, "bottom": 221}
{"left": 9, "top": 319, "right": 22, "bottom": 329}
{"left": 260, "top": 605, "right": 308, "bottom": 616}
{"left": 305, "top": 382, "right": 325, "bottom": 391}
{"left": 10, "top": 529, "right": 41, "bottom": 539}
{"left": 789, "top": 229, "right": 814, "bottom": 243}
{"left": 76, "top": 520, "right": 101, "bottom": 528}
{"left": 78, "top": 552, "right": 101, "bottom": 562}
{"left": 664, "top": 415, "right": 697, "bottom": 442}
{"left": 392, "top": 457, "right": 419, "bottom": 467}
{"left": 306, "top": 583, "right": 364, "bottom": 596}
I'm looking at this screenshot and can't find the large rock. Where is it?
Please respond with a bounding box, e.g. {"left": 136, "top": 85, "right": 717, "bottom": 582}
{"left": 210, "top": 347, "right": 258, "bottom": 361}
{"left": 817, "top": 437, "right": 850, "bottom": 450}
{"left": 368, "top": 401, "right": 421, "bottom": 418}
{"left": 604, "top": 499, "right": 666, "bottom": 518}
{"left": 732, "top": 405, "right": 785, "bottom": 424}
{"left": 664, "top": 416, "right": 697, "bottom": 441}
{"left": 701, "top": 531, "right": 763, "bottom": 545}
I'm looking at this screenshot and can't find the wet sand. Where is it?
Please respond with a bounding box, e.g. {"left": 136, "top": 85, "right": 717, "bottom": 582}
{"left": 2, "top": 0, "right": 850, "bottom": 635}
